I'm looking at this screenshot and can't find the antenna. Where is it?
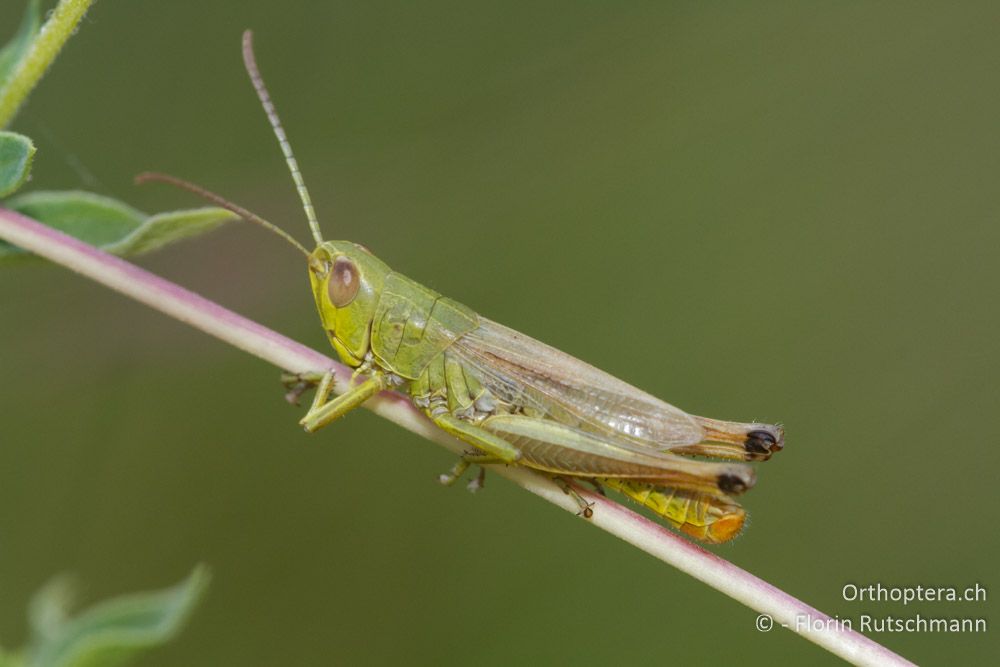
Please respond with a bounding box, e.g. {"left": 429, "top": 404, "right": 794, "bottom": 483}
{"left": 242, "top": 30, "right": 324, "bottom": 246}
{"left": 135, "top": 172, "right": 310, "bottom": 257}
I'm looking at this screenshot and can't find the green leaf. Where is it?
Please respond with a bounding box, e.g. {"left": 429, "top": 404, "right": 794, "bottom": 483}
{"left": 0, "top": 191, "right": 238, "bottom": 260}
{"left": 5, "top": 191, "right": 145, "bottom": 246}
{"left": 0, "top": 0, "right": 41, "bottom": 90}
{"left": 24, "top": 566, "right": 209, "bottom": 667}
{"left": 0, "top": 130, "right": 35, "bottom": 197}
{"left": 103, "top": 207, "right": 240, "bottom": 256}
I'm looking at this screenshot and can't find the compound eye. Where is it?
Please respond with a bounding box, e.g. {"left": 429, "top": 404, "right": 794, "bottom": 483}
{"left": 328, "top": 257, "right": 360, "bottom": 307}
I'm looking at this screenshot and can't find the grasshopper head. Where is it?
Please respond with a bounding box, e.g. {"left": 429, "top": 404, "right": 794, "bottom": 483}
{"left": 308, "top": 241, "right": 391, "bottom": 367}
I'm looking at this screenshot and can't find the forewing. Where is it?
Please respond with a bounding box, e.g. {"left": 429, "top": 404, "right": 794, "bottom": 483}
{"left": 450, "top": 317, "right": 705, "bottom": 453}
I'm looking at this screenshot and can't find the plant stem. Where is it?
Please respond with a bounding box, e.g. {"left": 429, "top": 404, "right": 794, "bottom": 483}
{"left": 0, "top": 0, "right": 96, "bottom": 128}
{"left": 0, "top": 207, "right": 914, "bottom": 667}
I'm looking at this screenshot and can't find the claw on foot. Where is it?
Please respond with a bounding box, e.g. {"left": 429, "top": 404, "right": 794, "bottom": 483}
{"left": 466, "top": 467, "right": 486, "bottom": 493}
{"left": 555, "top": 477, "right": 596, "bottom": 520}
{"left": 284, "top": 382, "right": 310, "bottom": 406}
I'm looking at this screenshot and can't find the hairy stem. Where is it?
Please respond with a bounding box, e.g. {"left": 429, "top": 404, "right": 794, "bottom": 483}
{"left": 0, "top": 0, "right": 96, "bottom": 128}
{"left": 0, "top": 207, "right": 913, "bottom": 667}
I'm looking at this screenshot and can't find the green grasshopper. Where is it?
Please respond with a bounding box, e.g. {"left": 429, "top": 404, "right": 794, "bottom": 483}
{"left": 142, "top": 31, "right": 783, "bottom": 544}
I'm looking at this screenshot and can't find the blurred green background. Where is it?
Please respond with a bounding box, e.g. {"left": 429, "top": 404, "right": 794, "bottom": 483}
{"left": 1, "top": 1, "right": 997, "bottom": 664}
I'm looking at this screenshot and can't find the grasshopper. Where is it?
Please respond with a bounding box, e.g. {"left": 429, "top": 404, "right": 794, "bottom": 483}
{"left": 142, "top": 31, "right": 783, "bottom": 544}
